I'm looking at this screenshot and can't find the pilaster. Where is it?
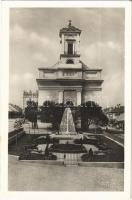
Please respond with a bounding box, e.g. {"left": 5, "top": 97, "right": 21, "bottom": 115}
{"left": 59, "top": 90, "right": 63, "bottom": 103}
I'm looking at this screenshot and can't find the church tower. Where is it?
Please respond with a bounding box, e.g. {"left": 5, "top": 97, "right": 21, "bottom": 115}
{"left": 37, "top": 21, "right": 103, "bottom": 106}
{"left": 59, "top": 20, "right": 81, "bottom": 65}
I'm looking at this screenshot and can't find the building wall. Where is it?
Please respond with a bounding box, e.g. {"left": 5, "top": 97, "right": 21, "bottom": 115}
{"left": 38, "top": 88, "right": 102, "bottom": 106}
{"left": 82, "top": 90, "right": 102, "bottom": 105}
{"left": 60, "top": 56, "right": 80, "bottom": 64}
{"left": 83, "top": 71, "right": 101, "bottom": 80}
{"left": 38, "top": 69, "right": 82, "bottom": 79}
{"left": 38, "top": 69, "right": 101, "bottom": 80}
{"left": 63, "top": 90, "right": 77, "bottom": 105}
{"left": 38, "top": 89, "right": 59, "bottom": 106}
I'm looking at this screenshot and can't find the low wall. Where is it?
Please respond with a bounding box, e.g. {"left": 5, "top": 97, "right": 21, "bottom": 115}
{"left": 19, "top": 159, "right": 64, "bottom": 166}
{"left": 78, "top": 162, "right": 124, "bottom": 168}
{"left": 8, "top": 129, "right": 25, "bottom": 145}
{"left": 106, "top": 129, "right": 124, "bottom": 134}
{"left": 16, "top": 157, "right": 124, "bottom": 168}
{"left": 9, "top": 128, "right": 23, "bottom": 137}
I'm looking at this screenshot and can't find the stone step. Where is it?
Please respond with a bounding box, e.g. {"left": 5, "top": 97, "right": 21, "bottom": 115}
{"left": 64, "top": 160, "right": 78, "bottom": 166}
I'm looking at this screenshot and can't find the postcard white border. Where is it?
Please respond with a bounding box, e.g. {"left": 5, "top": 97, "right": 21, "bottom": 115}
{"left": 0, "top": 1, "right": 131, "bottom": 200}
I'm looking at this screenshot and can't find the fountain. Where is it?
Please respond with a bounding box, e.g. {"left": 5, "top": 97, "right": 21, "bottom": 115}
{"left": 50, "top": 107, "right": 83, "bottom": 141}
{"left": 59, "top": 107, "right": 76, "bottom": 134}
{"left": 49, "top": 106, "right": 85, "bottom": 155}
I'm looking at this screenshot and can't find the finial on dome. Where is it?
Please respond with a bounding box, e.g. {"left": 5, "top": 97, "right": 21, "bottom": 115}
{"left": 68, "top": 20, "right": 72, "bottom": 27}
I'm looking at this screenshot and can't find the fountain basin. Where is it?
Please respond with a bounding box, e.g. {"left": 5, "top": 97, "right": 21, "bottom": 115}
{"left": 50, "top": 133, "right": 83, "bottom": 140}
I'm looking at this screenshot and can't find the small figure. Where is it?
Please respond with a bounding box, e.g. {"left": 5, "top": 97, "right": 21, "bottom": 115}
{"left": 88, "top": 148, "right": 93, "bottom": 161}
{"left": 63, "top": 154, "right": 66, "bottom": 166}
{"left": 33, "top": 110, "right": 38, "bottom": 129}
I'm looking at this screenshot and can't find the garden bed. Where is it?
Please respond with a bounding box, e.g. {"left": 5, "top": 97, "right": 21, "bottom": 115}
{"left": 8, "top": 133, "right": 124, "bottom": 162}
{"left": 49, "top": 144, "right": 87, "bottom": 153}
{"left": 19, "top": 152, "right": 57, "bottom": 160}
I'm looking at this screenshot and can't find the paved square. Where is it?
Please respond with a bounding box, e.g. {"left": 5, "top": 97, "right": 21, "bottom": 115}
{"left": 8, "top": 156, "right": 124, "bottom": 191}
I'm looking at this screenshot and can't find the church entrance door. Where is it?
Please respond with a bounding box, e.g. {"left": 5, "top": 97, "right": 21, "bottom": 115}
{"left": 63, "top": 90, "right": 77, "bottom": 106}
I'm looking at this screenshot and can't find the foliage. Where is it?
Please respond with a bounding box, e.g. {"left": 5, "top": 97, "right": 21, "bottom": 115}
{"left": 40, "top": 101, "right": 65, "bottom": 130}
{"left": 39, "top": 100, "right": 108, "bottom": 132}
{"left": 80, "top": 101, "right": 108, "bottom": 131}
{"left": 103, "top": 104, "right": 124, "bottom": 115}
{"left": 25, "top": 100, "right": 38, "bottom": 122}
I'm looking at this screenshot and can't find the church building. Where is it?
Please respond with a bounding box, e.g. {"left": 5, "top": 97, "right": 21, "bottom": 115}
{"left": 36, "top": 21, "right": 103, "bottom": 106}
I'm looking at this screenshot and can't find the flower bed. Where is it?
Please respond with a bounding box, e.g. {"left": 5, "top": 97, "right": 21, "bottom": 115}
{"left": 49, "top": 144, "right": 87, "bottom": 153}
{"left": 19, "top": 153, "right": 57, "bottom": 160}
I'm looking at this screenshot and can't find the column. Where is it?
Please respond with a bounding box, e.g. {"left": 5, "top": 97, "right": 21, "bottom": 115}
{"left": 77, "top": 90, "right": 81, "bottom": 106}
{"left": 77, "top": 35, "right": 80, "bottom": 55}
{"left": 61, "top": 35, "right": 64, "bottom": 54}
{"left": 59, "top": 90, "right": 63, "bottom": 103}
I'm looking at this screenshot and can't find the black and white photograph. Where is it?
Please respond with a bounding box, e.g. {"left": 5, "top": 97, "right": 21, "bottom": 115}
{"left": 8, "top": 6, "right": 125, "bottom": 191}
{"left": 2, "top": 1, "right": 130, "bottom": 196}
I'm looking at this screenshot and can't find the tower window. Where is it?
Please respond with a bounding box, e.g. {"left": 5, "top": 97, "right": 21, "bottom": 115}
{"left": 66, "top": 59, "right": 74, "bottom": 64}
{"left": 68, "top": 43, "right": 73, "bottom": 55}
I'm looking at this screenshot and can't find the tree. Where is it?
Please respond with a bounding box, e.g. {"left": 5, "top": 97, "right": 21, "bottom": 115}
{"left": 25, "top": 100, "right": 38, "bottom": 128}
{"left": 80, "top": 101, "right": 108, "bottom": 131}
{"left": 40, "top": 101, "right": 55, "bottom": 123}
{"left": 40, "top": 101, "right": 64, "bottom": 131}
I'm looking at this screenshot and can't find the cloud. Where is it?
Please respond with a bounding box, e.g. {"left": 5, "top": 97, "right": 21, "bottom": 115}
{"left": 30, "top": 32, "right": 50, "bottom": 46}
{"left": 107, "top": 41, "right": 122, "bottom": 53}
{"left": 84, "top": 41, "right": 122, "bottom": 59}
{"left": 102, "top": 71, "right": 124, "bottom": 107}
{"left": 11, "top": 24, "right": 58, "bottom": 50}
{"left": 10, "top": 24, "right": 26, "bottom": 41}
{"left": 9, "top": 8, "right": 124, "bottom": 107}
{"left": 32, "top": 53, "right": 48, "bottom": 63}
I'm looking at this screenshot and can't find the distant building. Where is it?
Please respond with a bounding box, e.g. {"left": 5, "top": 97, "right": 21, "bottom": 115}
{"left": 9, "top": 103, "right": 22, "bottom": 118}
{"left": 105, "top": 111, "right": 117, "bottom": 121}
{"left": 104, "top": 105, "right": 124, "bottom": 130}
{"left": 37, "top": 21, "right": 103, "bottom": 106}
{"left": 23, "top": 90, "right": 38, "bottom": 109}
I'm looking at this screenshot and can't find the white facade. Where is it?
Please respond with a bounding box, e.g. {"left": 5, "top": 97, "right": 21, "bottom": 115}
{"left": 37, "top": 21, "right": 103, "bottom": 106}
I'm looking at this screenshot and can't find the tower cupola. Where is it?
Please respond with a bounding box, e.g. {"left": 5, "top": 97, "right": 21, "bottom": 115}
{"left": 59, "top": 20, "right": 81, "bottom": 64}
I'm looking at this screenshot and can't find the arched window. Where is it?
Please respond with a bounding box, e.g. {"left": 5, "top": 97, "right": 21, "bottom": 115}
{"left": 66, "top": 59, "right": 74, "bottom": 64}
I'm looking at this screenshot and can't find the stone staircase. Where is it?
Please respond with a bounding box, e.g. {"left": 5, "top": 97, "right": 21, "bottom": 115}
{"left": 64, "top": 159, "right": 78, "bottom": 166}
{"left": 63, "top": 153, "right": 79, "bottom": 166}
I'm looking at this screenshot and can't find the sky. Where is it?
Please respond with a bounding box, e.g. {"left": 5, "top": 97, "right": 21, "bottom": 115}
{"left": 9, "top": 8, "right": 124, "bottom": 108}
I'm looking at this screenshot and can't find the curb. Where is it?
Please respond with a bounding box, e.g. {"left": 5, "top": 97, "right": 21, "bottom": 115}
{"left": 9, "top": 154, "right": 20, "bottom": 160}
{"left": 78, "top": 162, "right": 124, "bottom": 168}
{"left": 18, "top": 159, "right": 64, "bottom": 165}
{"left": 9, "top": 155, "right": 124, "bottom": 168}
